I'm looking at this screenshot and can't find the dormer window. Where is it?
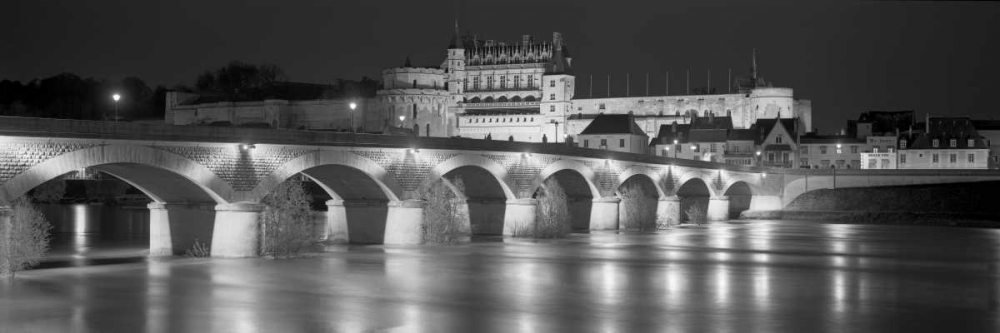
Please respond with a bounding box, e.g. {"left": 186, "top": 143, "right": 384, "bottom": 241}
{"left": 776, "top": 135, "right": 783, "bottom": 144}
{"left": 900, "top": 140, "right": 907, "bottom": 149}
{"left": 932, "top": 139, "right": 939, "bottom": 148}
{"left": 968, "top": 139, "right": 975, "bottom": 147}
{"left": 950, "top": 139, "right": 957, "bottom": 148}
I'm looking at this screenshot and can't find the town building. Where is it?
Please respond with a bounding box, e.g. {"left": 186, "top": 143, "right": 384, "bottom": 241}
{"left": 576, "top": 113, "right": 649, "bottom": 154}
{"left": 894, "top": 117, "right": 990, "bottom": 169}
{"left": 798, "top": 135, "right": 865, "bottom": 169}
{"left": 752, "top": 118, "right": 799, "bottom": 168}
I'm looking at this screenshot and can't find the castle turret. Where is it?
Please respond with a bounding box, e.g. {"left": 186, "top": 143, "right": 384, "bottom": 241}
{"left": 541, "top": 32, "right": 575, "bottom": 142}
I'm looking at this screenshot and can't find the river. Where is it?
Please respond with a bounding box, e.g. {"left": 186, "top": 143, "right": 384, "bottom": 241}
{"left": 2, "top": 205, "right": 999, "bottom": 332}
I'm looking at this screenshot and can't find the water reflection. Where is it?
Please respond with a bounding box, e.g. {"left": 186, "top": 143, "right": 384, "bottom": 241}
{"left": 5, "top": 220, "right": 1000, "bottom": 332}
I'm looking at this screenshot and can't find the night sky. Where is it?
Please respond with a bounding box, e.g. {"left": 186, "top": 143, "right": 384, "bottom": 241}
{"left": 3, "top": 1, "right": 998, "bottom": 133}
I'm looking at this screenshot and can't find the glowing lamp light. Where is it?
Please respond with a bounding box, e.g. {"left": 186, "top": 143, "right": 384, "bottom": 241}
{"left": 756, "top": 151, "right": 762, "bottom": 156}
{"left": 240, "top": 144, "right": 256, "bottom": 151}
{"left": 762, "top": 172, "right": 767, "bottom": 178}
{"left": 409, "top": 148, "right": 420, "bottom": 155}
{"left": 399, "top": 115, "right": 405, "bottom": 122}
{"left": 673, "top": 139, "right": 678, "bottom": 145}
{"left": 836, "top": 143, "right": 842, "bottom": 149}
{"left": 112, "top": 93, "right": 121, "bottom": 102}
{"left": 349, "top": 102, "right": 357, "bottom": 110}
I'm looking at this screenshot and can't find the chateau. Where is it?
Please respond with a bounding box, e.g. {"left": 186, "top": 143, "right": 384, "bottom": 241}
{"left": 166, "top": 24, "right": 813, "bottom": 145}
{"left": 372, "top": 23, "right": 813, "bottom": 143}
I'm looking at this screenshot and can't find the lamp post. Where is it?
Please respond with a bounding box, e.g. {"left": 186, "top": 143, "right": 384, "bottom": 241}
{"left": 756, "top": 150, "right": 762, "bottom": 167}
{"left": 112, "top": 93, "right": 121, "bottom": 122}
{"left": 349, "top": 102, "right": 357, "bottom": 133}
{"left": 399, "top": 115, "right": 405, "bottom": 128}
{"left": 673, "top": 139, "right": 678, "bottom": 158}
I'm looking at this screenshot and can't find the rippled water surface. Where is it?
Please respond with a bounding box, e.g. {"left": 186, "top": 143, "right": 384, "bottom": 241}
{"left": 3, "top": 220, "right": 1000, "bottom": 332}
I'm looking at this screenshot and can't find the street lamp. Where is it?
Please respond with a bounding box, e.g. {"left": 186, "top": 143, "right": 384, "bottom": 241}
{"left": 673, "top": 139, "right": 678, "bottom": 158}
{"left": 399, "top": 115, "right": 405, "bottom": 128}
{"left": 111, "top": 93, "right": 121, "bottom": 122}
{"left": 349, "top": 102, "right": 357, "bottom": 133}
{"left": 756, "top": 150, "right": 762, "bottom": 167}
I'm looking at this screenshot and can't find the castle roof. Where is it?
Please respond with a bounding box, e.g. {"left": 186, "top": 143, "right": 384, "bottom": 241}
{"left": 689, "top": 116, "right": 733, "bottom": 130}
{"left": 448, "top": 21, "right": 462, "bottom": 49}
{"left": 580, "top": 114, "right": 647, "bottom": 137}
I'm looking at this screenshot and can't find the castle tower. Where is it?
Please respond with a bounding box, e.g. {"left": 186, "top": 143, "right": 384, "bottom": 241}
{"left": 444, "top": 21, "right": 467, "bottom": 137}
{"left": 540, "top": 32, "right": 575, "bottom": 142}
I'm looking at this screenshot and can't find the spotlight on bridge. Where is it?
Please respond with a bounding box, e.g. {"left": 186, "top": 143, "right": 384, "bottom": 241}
{"left": 240, "top": 144, "right": 256, "bottom": 151}
{"left": 761, "top": 172, "right": 767, "bottom": 178}
{"left": 409, "top": 148, "right": 420, "bottom": 155}
{"left": 522, "top": 152, "right": 533, "bottom": 159}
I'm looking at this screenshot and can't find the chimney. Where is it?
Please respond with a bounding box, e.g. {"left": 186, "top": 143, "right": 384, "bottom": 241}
{"left": 925, "top": 113, "right": 930, "bottom": 133}
{"left": 553, "top": 32, "right": 563, "bottom": 51}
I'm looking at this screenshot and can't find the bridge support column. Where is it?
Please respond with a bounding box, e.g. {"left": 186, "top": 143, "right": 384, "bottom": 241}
{"left": 707, "top": 196, "right": 730, "bottom": 222}
{"left": 656, "top": 196, "right": 682, "bottom": 228}
{"left": 148, "top": 202, "right": 216, "bottom": 256}
{"left": 503, "top": 198, "right": 537, "bottom": 236}
{"left": 324, "top": 200, "right": 349, "bottom": 244}
{"left": 590, "top": 197, "right": 621, "bottom": 231}
{"left": 1, "top": 206, "right": 10, "bottom": 267}
{"left": 384, "top": 200, "right": 426, "bottom": 245}
{"left": 211, "top": 203, "right": 264, "bottom": 258}
{"left": 749, "top": 195, "right": 783, "bottom": 211}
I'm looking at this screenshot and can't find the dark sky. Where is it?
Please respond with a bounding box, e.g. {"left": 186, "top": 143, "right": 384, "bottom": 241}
{"left": 3, "top": 1, "right": 998, "bottom": 133}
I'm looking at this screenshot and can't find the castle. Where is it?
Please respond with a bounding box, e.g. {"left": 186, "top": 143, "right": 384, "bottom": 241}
{"left": 165, "top": 24, "right": 812, "bottom": 143}
{"left": 372, "top": 23, "right": 812, "bottom": 143}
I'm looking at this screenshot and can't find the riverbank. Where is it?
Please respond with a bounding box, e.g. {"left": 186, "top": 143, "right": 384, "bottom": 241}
{"left": 740, "top": 210, "right": 1000, "bottom": 228}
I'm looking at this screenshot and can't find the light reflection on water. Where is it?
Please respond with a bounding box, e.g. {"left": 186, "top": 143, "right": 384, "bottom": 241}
{"left": 3, "top": 219, "right": 1000, "bottom": 332}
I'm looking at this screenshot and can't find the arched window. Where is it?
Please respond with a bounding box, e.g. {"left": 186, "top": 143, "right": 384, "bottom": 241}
{"left": 524, "top": 95, "right": 536, "bottom": 102}
{"left": 471, "top": 97, "right": 481, "bottom": 103}
{"left": 498, "top": 96, "right": 508, "bottom": 103}
{"left": 412, "top": 104, "right": 417, "bottom": 119}
{"left": 413, "top": 124, "right": 420, "bottom": 136}
{"left": 511, "top": 96, "right": 522, "bottom": 102}
{"left": 484, "top": 96, "right": 494, "bottom": 103}
{"left": 426, "top": 124, "right": 430, "bottom": 137}
{"left": 412, "top": 80, "right": 417, "bottom": 88}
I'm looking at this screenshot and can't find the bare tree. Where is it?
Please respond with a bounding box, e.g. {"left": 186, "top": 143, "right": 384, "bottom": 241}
{"left": 686, "top": 202, "right": 707, "bottom": 225}
{"left": 619, "top": 182, "right": 658, "bottom": 231}
{"left": 422, "top": 178, "right": 468, "bottom": 244}
{"left": 1, "top": 198, "right": 52, "bottom": 278}
{"left": 31, "top": 178, "right": 66, "bottom": 203}
{"left": 259, "top": 181, "right": 316, "bottom": 257}
{"left": 532, "top": 178, "right": 571, "bottom": 238}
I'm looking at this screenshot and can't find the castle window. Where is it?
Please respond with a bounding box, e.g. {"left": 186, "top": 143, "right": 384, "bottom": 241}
{"left": 473, "top": 77, "right": 480, "bottom": 90}
{"left": 550, "top": 80, "right": 555, "bottom": 87}
{"left": 413, "top": 80, "right": 417, "bottom": 88}
{"left": 412, "top": 104, "right": 417, "bottom": 119}
{"left": 463, "top": 78, "right": 468, "bottom": 90}
{"left": 528, "top": 76, "right": 534, "bottom": 88}
{"left": 550, "top": 105, "right": 555, "bottom": 112}
{"left": 950, "top": 139, "right": 957, "bottom": 148}
{"left": 620, "top": 139, "right": 625, "bottom": 148}
{"left": 514, "top": 75, "right": 520, "bottom": 88}
{"left": 550, "top": 94, "right": 555, "bottom": 100}
{"left": 500, "top": 75, "right": 506, "bottom": 89}
{"left": 487, "top": 76, "right": 494, "bottom": 89}
{"left": 932, "top": 139, "right": 939, "bottom": 147}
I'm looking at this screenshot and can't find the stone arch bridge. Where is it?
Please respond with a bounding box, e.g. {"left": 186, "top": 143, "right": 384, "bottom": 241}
{"left": 2, "top": 117, "right": 999, "bottom": 257}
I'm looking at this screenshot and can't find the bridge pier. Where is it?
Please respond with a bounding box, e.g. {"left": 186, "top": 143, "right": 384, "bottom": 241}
{"left": 503, "top": 198, "right": 537, "bottom": 236}
{"left": 148, "top": 202, "right": 216, "bottom": 256}
{"left": 707, "top": 196, "right": 730, "bottom": 222}
{"left": 383, "top": 200, "right": 426, "bottom": 245}
{"left": 211, "top": 203, "right": 264, "bottom": 258}
{"left": 590, "top": 197, "right": 621, "bottom": 231}
{"left": 656, "top": 196, "right": 682, "bottom": 228}
{"left": 324, "top": 200, "right": 349, "bottom": 244}
{"left": 749, "top": 195, "right": 783, "bottom": 211}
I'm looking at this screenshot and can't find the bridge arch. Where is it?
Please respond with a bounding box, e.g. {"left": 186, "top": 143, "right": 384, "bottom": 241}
{"left": 676, "top": 170, "right": 720, "bottom": 198}
{"left": 0, "top": 144, "right": 232, "bottom": 205}
{"left": 252, "top": 149, "right": 405, "bottom": 244}
{"left": 675, "top": 177, "right": 713, "bottom": 224}
{"left": 530, "top": 159, "right": 601, "bottom": 231}
{"left": 616, "top": 172, "right": 659, "bottom": 231}
{"left": 617, "top": 165, "right": 666, "bottom": 198}
{"left": 421, "top": 154, "right": 518, "bottom": 235}
{"left": 722, "top": 180, "right": 755, "bottom": 219}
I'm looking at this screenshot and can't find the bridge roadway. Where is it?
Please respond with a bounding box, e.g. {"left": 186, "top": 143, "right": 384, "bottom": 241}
{"left": 2, "top": 116, "right": 999, "bottom": 257}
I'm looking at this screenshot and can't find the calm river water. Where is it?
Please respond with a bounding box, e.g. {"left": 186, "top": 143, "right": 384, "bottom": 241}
{"left": 2, "top": 205, "right": 999, "bottom": 332}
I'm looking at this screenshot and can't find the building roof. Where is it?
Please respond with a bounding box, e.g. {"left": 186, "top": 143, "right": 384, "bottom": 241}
{"left": 727, "top": 129, "right": 757, "bottom": 141}
{"left": 579, "top": 113, "right": 647, "bottom": 136}
{"left": 545, "top": 32, "right": 572, "bottom": 75}
{"left": 688, "top": 129, "right": 728, "bottom": 143}
{"left": 689, "top": 115, "right": 733, "bottom": 130}
{"left": 799, "top": 135, "right": 865, "bottom": 144}
{"left": 752, "top": 118, "right": 797, "bottom": 144}
{"left": 651, "top": 123, "right": 691, "bottom": 144}
{"left": 448, "top": 21, "right": 462, "bottom": 49}
{"left": 856, "top": 110, "right": 915, "bottom": 134}
{"left": 904, "top": 117, "right": 989, "bottom": 149}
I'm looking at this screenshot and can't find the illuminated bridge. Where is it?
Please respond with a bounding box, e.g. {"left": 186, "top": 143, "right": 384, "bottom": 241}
{"left": 2, "top": 116, "right": 998, "bottom": 257}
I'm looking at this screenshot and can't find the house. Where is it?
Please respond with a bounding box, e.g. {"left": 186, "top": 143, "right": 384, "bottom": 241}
{"left": 799, "top": 135, "right": 866, "bottom": 169}
{"left": 752, "top": 117, "right": 799, "bottom": 168}
{"left": 725, "top": 129, "right": 757, "bottom": 166}
{"left": 650, "top": 122, "right": 693, "bottom": 159}
{"left": 577, "top": 113, "right": 649, "bottom": 154}
{"left": 895, "top": 117, "right": 990, "bottom": 169}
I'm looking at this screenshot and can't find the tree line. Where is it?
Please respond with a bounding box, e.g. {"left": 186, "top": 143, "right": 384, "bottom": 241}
{"left": 0, "top": 61, "right": 381, "bottom": 122}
